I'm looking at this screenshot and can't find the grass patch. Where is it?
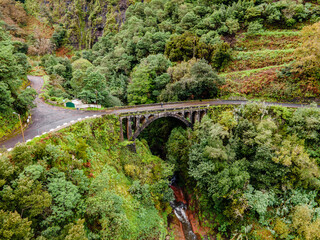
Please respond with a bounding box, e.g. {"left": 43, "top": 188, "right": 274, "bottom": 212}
{"left": 220, "top": 64, "right": 288, "bottom": 78}
{"left": 245, "top": 30, "right": 300, "bottom": 37}
{"left": 224, "top": 49, "right": 295, "bottom": 72}
{"left": 235, "top": 49, "right": 295, "bottom": 58}
{"left": 0, "top": 112, "right": 28, "bottom": 142}
{"left": 235, "top": 33, "right": 302, "bottom": 51}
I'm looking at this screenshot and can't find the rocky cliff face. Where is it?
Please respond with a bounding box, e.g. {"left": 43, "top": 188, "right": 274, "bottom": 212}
{"left": 23, "top": 0, "right": 138, "bottom": 49}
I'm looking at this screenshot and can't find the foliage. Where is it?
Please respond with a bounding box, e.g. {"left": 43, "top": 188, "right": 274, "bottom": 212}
{"left": 160, "top": 59, "right": 224, "bottom": 102}
{"left": 164, "top": 32, "right": 232, "bottom": 70}
{"left": 0, "top": 210, "right": 33, "bottom": 239}
{"left": 285, "top": 21, "right": 320, "bottom": 97}
{"left": 0, "top": 25, "right": 35, "bottom": 139}
{"left": 166, "top": 102, "right": 320, "bottom": 238}
{"left": 246, "top": 21, "right": 264, "bottom": 36}
{"left": 0, "top": 115, "right": 172, "bottom": 239}
{"left": 51, "top": 26, "right": 67, "bottom": 49}
{"left": 127, "top": 54, "right": 171, "bottom": 105}
{"left": 32, "top": 0, "right": 320, "bottom": 103}
{"left": 72, "top": 58, "right": 93, "bottom": 72}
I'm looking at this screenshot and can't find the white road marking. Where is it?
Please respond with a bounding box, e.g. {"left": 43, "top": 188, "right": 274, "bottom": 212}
{"left": 42, "top": 132, "right": 47, "bottom": 135}
{"left": 7, "top": 148, "right": 13, "bottom": 152}
{"left": 56, "top": 126, "right": 61, "bottom": 128}
{"left": 26, "top": 139, "right": 31, "bottom": 143}
{"left": 70, "top": 120, "right": 75, "bottom": 123}
{"left": 63, "top": 123, "right": 68, "bottom": 125}
{"left": 49, "top": 129, "right": 55, "bottom": 132}
{"left": 78, "top": 118, "right": 82, "bottom": 121}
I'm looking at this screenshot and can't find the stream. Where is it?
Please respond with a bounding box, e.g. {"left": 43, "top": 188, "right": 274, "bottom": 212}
{"left": 170, "top": 177, "right": 198, "bottom": 240}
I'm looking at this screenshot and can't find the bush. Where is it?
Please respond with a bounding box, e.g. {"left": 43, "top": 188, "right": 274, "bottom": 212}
{"left": 127, "top": 54, "right": 171, "bottom": 105}
{"left": 159, "top": 59, "right": 224, "bottom": 101}
{"left": 51, "top": 26, "right": 66, "bottom": 49}
{"left": 71, "top": 58, "right": 93, "bottom": 72}
{"left": 165, "top": 32, "right": 232, "bottom": 70}
{"left": 246, "top": 21, "right": 264, "bottom": 36}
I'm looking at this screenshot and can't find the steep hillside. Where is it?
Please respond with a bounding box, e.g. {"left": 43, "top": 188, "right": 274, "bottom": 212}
{"left": 24, "top": 0, "right": 138, "bottom": 49}
{"left": 221, "top": 30, "right": 303, "bottom": 99}
{"left": 165, "top": 102, "right": 320, "bottom": 239}
{"left": 0, "top": 15, "right": 36, "bottom": 142}
{"left": 32, "top": 0, "right": 320, "bottom": 108}
{"left": 0, "top": 115, "right": 173, "bottom": 239}
{"left": 0, "top": 0, "right": 54, "bottom": 55}
{"left": 1, "top": 103, "right": 320, "bottom": 239}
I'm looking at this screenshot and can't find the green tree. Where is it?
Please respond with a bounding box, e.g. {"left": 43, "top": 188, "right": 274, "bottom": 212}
{"left": 160, "top": 59, "right": 224, "bottom": 101}
{"left": 78, "top": 71, "right": 121, "bottom": 107}
{"left": 272, "top": 136, "right": 320, "bottom": 189}
{"left": 0, "top": 176, "right": 51, "bottom": 219}
{"left": 127, "top": 54, "right": 171, "bottom": 105}
{"left": 72, "top": 58, "right": 93, "bottom": 72}
{"left": 0, "top": 44, "right": 20, "bottom": 92}
{"left": 0, "top": 210, "right": 33, "bottom": 240}
{"left": 86, "top": 167, "right": 129, "bottom": 239}
{"left": 164, "top": 32, "right": 232, "bottom": 70}
{"left": 44, "top": 169, "right": 81, "bottom": 226}
{"left": 15, "top": 88, "right": 37, "bottom": 113}
{"left": 0, "top": 82, "right": 14, "bottom": 113}
{"left": 64, "top": 219, "right": 88, "bottom": 240}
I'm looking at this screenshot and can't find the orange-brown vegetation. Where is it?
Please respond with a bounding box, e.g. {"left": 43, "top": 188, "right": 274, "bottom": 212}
{"left": 55, "top": 46, "right": 73, "bottom": 58}
{"left": 0, "top": 0, "right": 54, "bottom": 55}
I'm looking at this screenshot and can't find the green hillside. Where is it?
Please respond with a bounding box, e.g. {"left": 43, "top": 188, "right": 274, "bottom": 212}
{"left": 1, "top": 103, "right": 320, "bottom": 239}
{"left": 0, "top": 116, "right": 174, "bottom": 239}
{"left": 1, "top": 0, "right": 320, "bottom": 239}
{"left": 22, "top": 0, "right": 320, "bottom": 106}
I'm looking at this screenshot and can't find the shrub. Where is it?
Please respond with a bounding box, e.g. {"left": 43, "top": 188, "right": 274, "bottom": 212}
{"left": 246, "top": 21, "right": 264, "bottom": 36}
{"left": 72, "top": 58, "right": 93, "bottom": 72}
{"left": 165, "top": 32, "right": 232, "bottom": 70}
{"left": 160, "top": 59, "right": 224, "bottom": 101}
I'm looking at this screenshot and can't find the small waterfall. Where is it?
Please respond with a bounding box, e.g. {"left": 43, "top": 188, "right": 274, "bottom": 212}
{"left": 170, "top": 201, "right": 198, "bottom": 240}
{"left": 170, "top": 176, "right": 198, "bottom": 240}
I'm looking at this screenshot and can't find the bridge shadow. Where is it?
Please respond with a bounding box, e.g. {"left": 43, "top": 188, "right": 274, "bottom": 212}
{"left": 137, "top": 117, "right": 189, "bottom": 159}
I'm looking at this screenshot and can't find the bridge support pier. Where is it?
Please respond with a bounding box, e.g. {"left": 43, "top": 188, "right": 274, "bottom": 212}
{"left": 135, "top": 116, "right": 140, "bottom": 130}
{"left": 196, "top": 111, "right": 200, "bottom": 123}
{"left": 127, "top": 117, "right": 133, "bottom": 140}
{"left": 119, "top": 106, "right": 209, "bottom": 142}
{"left": 119, "top": 117, "right": 124, "bottom": 141}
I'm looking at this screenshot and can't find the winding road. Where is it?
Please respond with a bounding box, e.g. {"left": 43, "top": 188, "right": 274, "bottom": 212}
{"left": 1, "top": 76, "right": 319, "bottom": 150}
{"left": 0, "top": 76, "right": 104, "bottom": 149}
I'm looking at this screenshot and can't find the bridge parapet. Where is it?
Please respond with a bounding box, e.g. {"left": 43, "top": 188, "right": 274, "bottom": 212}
{"left": 119, "top": 106, "right": 209, "bottom": 141}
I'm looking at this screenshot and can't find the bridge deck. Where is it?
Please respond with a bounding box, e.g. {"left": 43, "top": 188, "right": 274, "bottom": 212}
{"left": 109, "top": 100, "right": 313, "bottom": 117}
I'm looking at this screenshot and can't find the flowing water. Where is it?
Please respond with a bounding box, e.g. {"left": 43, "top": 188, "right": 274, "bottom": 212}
{"left": 170, "top": 176, "right": 198, "bottom": 240}
{"left": 170, "top": 200, "right": 198, "bottom": 240}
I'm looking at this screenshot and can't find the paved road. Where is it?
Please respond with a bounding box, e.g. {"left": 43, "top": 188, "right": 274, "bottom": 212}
{"left": 1, "top": 76, "right": 319, "bottom": 150}
{"left": 0, "top": 76, "right": 104, "bottom": 149}
{"left": 108, "top": 99, "right": 317, "bottom": 115}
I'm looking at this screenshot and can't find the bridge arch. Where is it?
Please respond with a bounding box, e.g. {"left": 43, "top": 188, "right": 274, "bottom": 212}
{"left": 132, "top": 113, "right": 193, "bottom": 140}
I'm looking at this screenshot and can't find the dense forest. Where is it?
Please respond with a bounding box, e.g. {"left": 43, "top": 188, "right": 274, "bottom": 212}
{"left": 1, "top": 0, "right": 320, "bottom": 239}
{"left": 1, "top": 103, "right": 320, "bottom": 239}
{"left": 0, "top": 116, "right": 174, "bottom": 239}
{"left": 0, "top": 18, "right": 36, "bottom": 140}
{"left": 6, "top": 0, "right": 319, "bottom": 107}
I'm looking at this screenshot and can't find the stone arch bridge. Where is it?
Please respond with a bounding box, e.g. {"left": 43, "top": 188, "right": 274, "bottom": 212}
{"left": 119, "top": 105, "right": 209, "bottom": 141}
